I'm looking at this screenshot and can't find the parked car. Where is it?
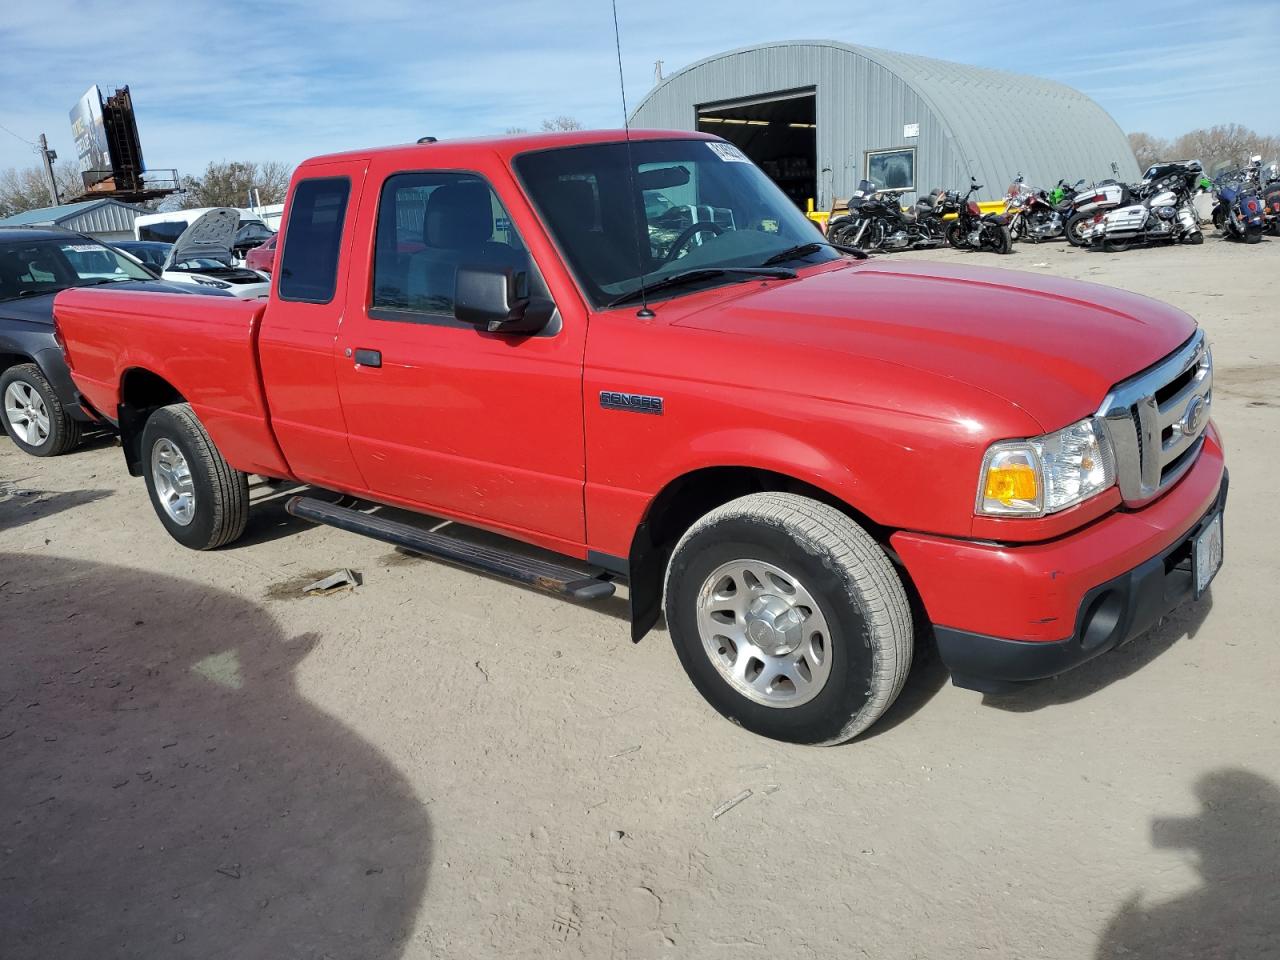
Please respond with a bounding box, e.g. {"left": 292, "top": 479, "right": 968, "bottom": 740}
{"left": 243, "top": 233, "right": 277, "bottom": 275}
{"left": 112, "top": 239, "right": 172, "bottom": 272}
{"left": 0, "top": 227, "right": 218, "bottom": 456}
{"left": 232, "top": 220, "right": 276, "bottom": 261}
{"left": 54, "top": 130, "right": 1226, "bottom": 744}
{"left": 155, "top": 208, "right": 271, "bottom": 298}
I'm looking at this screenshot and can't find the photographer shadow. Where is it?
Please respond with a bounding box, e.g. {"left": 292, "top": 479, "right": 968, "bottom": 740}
{"left": 1096, "top": 769, "right": 1280, "bottom": 959}
{"left": 0, "top": 553, "right": 430, "bottom": 959}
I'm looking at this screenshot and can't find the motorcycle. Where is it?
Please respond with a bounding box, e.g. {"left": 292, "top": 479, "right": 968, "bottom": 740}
{"left": 1006, "top": 174, "right": 1084, "bottom": 242}
{"left": 944, "top": 178, "right": 1013, "bottom": 254}
{"left": 1084, "top": 161, "right": 1203, "bottom": 251}
{"left": 827, "top": 180, "right": 943, "bottom": 252}
{"left": 1213, "top": 156, "right": 1267, "bottom": 244}
{"left": 1065, "top": 180, "right": 1131, "bottom": 246}
{"left": 1263, "top": 163, "right": 1280, "bottom": 236}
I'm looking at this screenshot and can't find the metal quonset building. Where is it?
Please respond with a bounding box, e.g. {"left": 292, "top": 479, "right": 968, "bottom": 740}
{"left": 630, "top": 40, "right": 1140, "bottom": 211}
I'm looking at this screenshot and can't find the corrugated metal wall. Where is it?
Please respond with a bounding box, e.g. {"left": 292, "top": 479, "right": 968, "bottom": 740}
{"left": 60, "top": 202, "right": 146, "bottom": 238}
{"left": 632, "top": 41, "right": 1140, "bottom": 209}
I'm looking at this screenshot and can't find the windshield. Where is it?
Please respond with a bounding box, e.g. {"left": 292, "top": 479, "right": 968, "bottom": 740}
{"left": 0, "top": 238, "right": 154, "bottom": 301}
{"left": 515, "top": 138, "right": 837, "bottom": 307}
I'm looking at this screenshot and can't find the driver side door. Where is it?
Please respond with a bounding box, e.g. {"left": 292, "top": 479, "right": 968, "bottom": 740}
{"left": 333, "top": 167, "right": 588, "bottom": 550}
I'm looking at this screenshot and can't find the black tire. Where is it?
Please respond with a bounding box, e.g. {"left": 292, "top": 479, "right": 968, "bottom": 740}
{"left": 1187, "top": 230, "right": 1205, "bottom": 245}
{"left": 1212, "top": 207, "right": 1226, "bottom": 233}
{"left": 986, "top": 224, "right": 1013, "bottom": 254}
{"left": 1065, "top": 212, "right": 1092, "bottom": 247}
{"left": 664, "top": 493, "right": 913, "bottom": 745}
{"left": 140, "top": 403, "right": 249, "bottom": 550}
{"left": 0, "top": 362, "right": 82, "bottom": 457}
{"left": 1245, "top": 228, "right": 1263, "bottom": 245}
{"left": 945, "top": 220, "right": 966, "bottom": 249}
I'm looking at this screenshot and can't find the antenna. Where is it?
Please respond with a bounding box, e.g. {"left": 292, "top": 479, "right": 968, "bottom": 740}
{"left": 611, "top": 0, "right": 653, "bottom": 318}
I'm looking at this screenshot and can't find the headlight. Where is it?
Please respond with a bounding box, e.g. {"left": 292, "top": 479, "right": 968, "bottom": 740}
{"left": 977, "top": 418, "right": 1116, "bottom": 517}
{"left": 193, "top": 277, "right": 232, "bottom": 289}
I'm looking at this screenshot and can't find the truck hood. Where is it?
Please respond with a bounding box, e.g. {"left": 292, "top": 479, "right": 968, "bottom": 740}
{"left": 164, "top": 207, "right": 240, "bottom": 268}
{"left": 674, "top": 259, "right": 1197, "bottom": 430}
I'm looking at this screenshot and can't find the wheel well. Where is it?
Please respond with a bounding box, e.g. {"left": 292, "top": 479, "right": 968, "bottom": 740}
{"left": 625, "top": 466, "right": 886, "bottom": 642}
{"left": 118, "top": 369, "right": 186, "bottom": 476}
{"left": 0, "top": 352, "right": 31, "bottom": 375}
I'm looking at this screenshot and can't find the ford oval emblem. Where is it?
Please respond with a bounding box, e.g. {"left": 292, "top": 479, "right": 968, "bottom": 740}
{"left": 1180, "top": 395, "right": 1207, "bottom": 437}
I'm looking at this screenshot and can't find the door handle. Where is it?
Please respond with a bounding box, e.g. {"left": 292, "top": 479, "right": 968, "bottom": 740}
{"left": 353, "top": 348, "right": 382, "bottom": 368}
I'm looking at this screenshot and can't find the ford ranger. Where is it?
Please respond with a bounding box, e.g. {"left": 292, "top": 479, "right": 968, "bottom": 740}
{"left": 53, "top": 130, "right": 1226, "bottom": 744}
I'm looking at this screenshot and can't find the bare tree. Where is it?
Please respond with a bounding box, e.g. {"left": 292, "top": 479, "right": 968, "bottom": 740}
{"left": 0, "top": 161, "right": 85, "bottom": 218}
{"left": 540, "top": 116, "right": 583, "bottom": 132}
{"left": 1170, "top": 125, "right": 1280, "bottom": 176}
{"left": 1127, "top": 132, "right": 1170, "bottom": 172}
{"left": 176, "top": 160, "right": 296, "bottom": 209}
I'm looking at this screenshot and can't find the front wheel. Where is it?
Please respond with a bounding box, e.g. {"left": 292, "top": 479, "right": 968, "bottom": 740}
{"left": 1, "top": 363, "right": 82, "bottom": 457}
{"left": 141, "top": 403, "right": 249, "bottom": 550}
{"left": 945, "top": 220, "right": 967, "bottom": 249}
{"left": 664, "top": 493, "right": 913, "bottom": 745}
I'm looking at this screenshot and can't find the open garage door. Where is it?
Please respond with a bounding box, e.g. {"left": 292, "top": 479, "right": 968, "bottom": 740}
{"left": 697, "top": 89, "right": 816, "bottom": 210}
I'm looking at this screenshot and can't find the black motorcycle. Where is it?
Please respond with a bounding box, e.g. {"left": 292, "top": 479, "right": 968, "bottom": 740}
{"left": 827, "top": 180, "right": 943, "bottom": 252}
{"left": 944, "top": 179, "right": 1013, "bottom": 254}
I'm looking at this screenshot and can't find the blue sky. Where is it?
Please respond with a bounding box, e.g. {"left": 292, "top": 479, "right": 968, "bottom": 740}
{"left": 1, "top": 0, "right": 1276, "bottom": 175}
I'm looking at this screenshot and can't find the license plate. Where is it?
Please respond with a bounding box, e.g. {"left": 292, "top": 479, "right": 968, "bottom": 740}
{"left": 1194, "top": 513, "right": 1224, "bottom": 598}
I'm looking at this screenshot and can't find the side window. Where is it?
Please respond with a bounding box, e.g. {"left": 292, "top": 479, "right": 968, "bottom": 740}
{"left": 278, "top": 177, "right": 351, "bottom": 303}
{"left": 371, "top": 171, "right": 539, "bottom": 320}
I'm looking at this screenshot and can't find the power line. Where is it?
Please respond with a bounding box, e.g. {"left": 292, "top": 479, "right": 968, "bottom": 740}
{"left": 0, "top": 121, "right": 38, "bottom": 147}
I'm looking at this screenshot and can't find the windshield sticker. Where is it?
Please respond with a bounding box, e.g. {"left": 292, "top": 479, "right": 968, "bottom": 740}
{"left": 706, "top": 142, "right": 749, "bottom": 163}
{"left": 65, "top": 244, "right": 103, "bottom": 253}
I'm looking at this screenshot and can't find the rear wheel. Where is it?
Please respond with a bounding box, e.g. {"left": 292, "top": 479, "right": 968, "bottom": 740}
{"left": 1245, "top": 227, "right": 1263, "bottom": 245}
{"left": 985, "top": 223, "right": 1013, "bottom": 254}
{"left": 140, "top": 403, "right": 249, "bottom": 550}
{"left": 664, "top": 493, "right": 913, "bottom": 745}
{"left": 1065, "top": 212, "right": 1092, "bottom": 247}
{"left": 0, "top": 363, "right": 82, "bottom": 457}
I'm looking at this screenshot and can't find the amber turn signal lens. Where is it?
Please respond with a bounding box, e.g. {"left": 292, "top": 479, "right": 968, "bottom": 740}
{"left": 984, "top": 462, "right": 1039, "bottom": 505}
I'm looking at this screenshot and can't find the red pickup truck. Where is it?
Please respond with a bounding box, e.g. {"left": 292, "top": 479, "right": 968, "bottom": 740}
{"left": 54, "top": 130, "right": 1226, "bottom": 744}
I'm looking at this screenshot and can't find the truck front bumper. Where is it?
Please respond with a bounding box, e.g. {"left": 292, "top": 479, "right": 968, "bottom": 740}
{"left": 891, "top": 426, "right": 1226, "bottom": 693}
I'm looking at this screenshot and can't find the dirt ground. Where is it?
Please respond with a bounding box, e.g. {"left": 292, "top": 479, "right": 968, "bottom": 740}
{"left": 3, "top": 234, "right": 1278, "bottom": 959}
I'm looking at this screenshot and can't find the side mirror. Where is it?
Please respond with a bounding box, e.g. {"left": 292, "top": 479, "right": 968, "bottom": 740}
{"left": 454, "top": 264, "right": 554, "bottom": 335}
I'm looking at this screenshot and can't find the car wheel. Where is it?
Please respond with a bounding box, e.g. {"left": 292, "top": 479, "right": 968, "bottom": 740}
{"left": 141, "top": 403, "right": 249, "bottom": 550}
{"left": 664, "top": 493, "right": 913, "bottom": 745}
{"left": 0, "top": 363, "right": 82, "bottom": 457}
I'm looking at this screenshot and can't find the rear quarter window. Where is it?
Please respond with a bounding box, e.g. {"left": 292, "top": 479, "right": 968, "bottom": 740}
{"left": 278, "top": 177, "right": 352, "bottom": 303}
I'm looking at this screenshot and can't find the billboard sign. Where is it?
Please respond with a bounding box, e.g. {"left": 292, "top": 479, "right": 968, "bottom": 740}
{"left": 70, "top": 85, "right": 111, "bottom": 180}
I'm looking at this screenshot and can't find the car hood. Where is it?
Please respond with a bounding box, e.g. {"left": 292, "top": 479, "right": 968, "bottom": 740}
{"left": 164, "top": 207, "right": 240, "bottom": 268}
{"left": 673, "top": 259, "right": 1198, "bottom": 431}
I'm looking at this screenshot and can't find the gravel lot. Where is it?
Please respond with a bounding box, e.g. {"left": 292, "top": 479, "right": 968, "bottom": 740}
{"left": 3, "top": 235, "right": 1278, "bottom": 959}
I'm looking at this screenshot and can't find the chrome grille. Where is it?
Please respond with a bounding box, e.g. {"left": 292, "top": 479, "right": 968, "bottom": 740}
{"left": 1097, "top": 331, "right": 1211, "bottom": 505}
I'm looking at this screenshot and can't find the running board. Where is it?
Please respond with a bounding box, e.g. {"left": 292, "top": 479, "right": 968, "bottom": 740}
{"left": 285, "top": 496, "right": 616, "bottom": 601}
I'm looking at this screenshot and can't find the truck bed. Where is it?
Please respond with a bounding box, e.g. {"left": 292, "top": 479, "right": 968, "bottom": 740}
{"left": 54, "top": 288, "right": 291, "bottom": 478}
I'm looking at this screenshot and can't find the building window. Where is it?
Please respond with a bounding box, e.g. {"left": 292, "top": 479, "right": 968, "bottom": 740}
{"left": 865, "top": 147, "right": 916, "bottom": 192}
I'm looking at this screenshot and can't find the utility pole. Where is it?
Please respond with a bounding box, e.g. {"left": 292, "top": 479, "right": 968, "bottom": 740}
{"left": 37, "top": 134, "right": 60, "bottom": 206}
